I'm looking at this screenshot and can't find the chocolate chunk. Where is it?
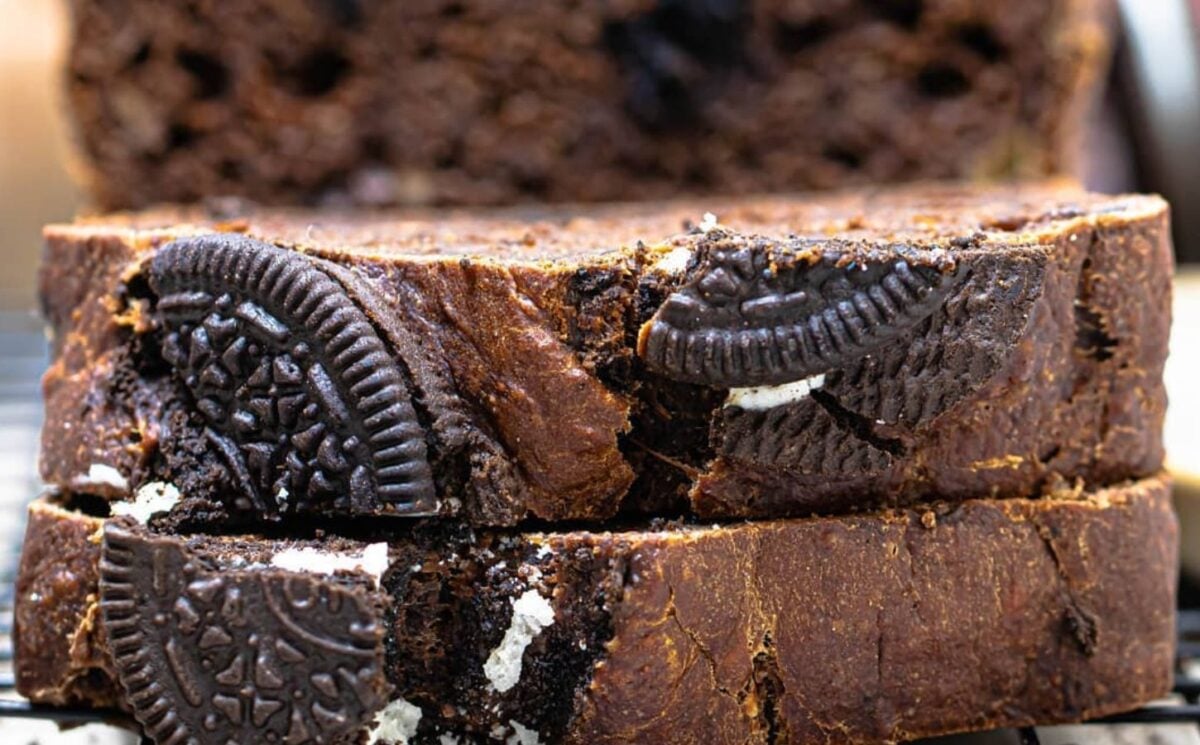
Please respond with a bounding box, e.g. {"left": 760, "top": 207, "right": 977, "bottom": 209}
{"left": 98, "top": 520, "right": 389, "bottom": 745}
{"left": 639, "top": 239, "right": 960, "bottom": 387}
{"left": 150, "top": 234, "right": 436, "bottom": 517}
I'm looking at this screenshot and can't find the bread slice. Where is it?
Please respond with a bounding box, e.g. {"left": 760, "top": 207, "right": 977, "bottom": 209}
{"left": 40, "top": 183, "right": 1172, "bottom": 527}
{"left": 15, "top": 475, "right": 1177, "bottom": 743}
{"left": 64, "top": 0, "right": 1112, "bottom": 210}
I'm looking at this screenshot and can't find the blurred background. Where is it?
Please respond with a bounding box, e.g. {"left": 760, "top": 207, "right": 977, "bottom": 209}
{"left": 0, "top": 0, "right": 79, "bottom": 314}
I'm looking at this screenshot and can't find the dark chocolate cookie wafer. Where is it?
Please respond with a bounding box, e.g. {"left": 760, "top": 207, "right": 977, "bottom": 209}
{"left": 150, "top": 234, "right": 436, "bottom": 517}
{"left": 98, "top": 519, "right": 390, "bottom": 744}
{"left": 638, "top": 239, "right": 963, "bottom": 387}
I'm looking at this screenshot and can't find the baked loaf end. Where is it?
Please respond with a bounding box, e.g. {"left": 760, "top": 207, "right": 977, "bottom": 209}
{"left": 64, "top": 0, "right": 1112, "bottom": 210}
{"left": 40, "top": 183, "right": 1171, "bottom": 526}
{"left": 14, "top": 475, "right": 1178, "bottom": 744}
{"left": 12, "top": 500, "right": 115, "bottom": 708}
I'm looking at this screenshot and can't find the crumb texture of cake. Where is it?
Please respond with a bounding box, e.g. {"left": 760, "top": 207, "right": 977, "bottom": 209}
{"left": 12, "top": 500, "right": 116, "bottom": 708}
{"left": 38, "top": 184, "right": 1172, "bottom": 527}
{"left": 64, "top": 0, "right": 1112, "bottom": 210}
{"left": 14, "top": 474, "right": 1178, "bottom": 743}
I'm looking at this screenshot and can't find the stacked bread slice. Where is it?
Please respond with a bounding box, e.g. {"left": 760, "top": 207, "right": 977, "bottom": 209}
{"left": 17, "top": 1, "right": 1176, "bottom": 743}
{"left": 65, "top": 0, "right": 1112, "bottom": 210}
{"left": 17, "top": 182, "right": 1176, "bottom": 744}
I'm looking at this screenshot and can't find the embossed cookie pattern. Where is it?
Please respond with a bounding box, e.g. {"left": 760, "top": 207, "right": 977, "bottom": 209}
{"left": 150, "top": 235, "right": 436, "bottom": 517}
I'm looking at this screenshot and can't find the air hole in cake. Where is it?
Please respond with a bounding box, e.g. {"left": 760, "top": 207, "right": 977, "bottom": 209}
{"left": 175, "top": 49, "right": 229, "bottom": 99}
{"left": 360, "top": 135, "right": 389, "bottom": 160}
{"left": 515, "top": 173, "right": 550, "bottom": 197}
{"left": 127, "top": 41, "right": 152, "bottom": 69}
{"left": 864, "top": 0, "right": 924, "bottom": 29}
{"left": 435, "top": 141, "right": 464, "bottom": 169}
{"left": 603, "top": 0, "right": 749, "bottom": 131}
{"left": 218, "top": 159, "right": 242, "bottom": 180}
{"left": 59, "top": 492, "right": 113, "bottom": 518}
{"left": 441, "top": 1, "right": 465, "bottom": 18}
{"left": 773, "top": 17, "right": 834, "bottom": 54}
{"left": 417, "top": 41, "right": 439, "bottom": 60}
{"left": 957, "top": 23, "right": 1007, "bottom": 62}
{"left": 823, "top": 144, "right": 863, "bottom": 169}
{"left": 285, "top": 48, "right": 352, "bottom": 97}
{"left": 316, "top": 0, "right": 364, "bottom": 29}
{"left": 916, "top": 63, "right": 970, "bottom": 98}
{"left": 684, "top": 163, "right": 713, "bottom": 188}
{"left": 166, "top": 122, "right": 198, "bottom": 150}
{"left": 1075, "top": 304, "right": 1117, "bottom": 361}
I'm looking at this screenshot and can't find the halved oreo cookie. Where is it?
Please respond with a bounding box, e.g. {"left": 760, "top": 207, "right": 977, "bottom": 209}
{"left": 98, "top": 520, "right": 389, "bottom": 744}
{"left": 150, "top": 234, "right": 436, "bottom": 517}
{"left": 638, "top": 239, "right": 961, "bottom": 387}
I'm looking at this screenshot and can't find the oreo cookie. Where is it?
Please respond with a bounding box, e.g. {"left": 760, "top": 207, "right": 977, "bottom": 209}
{"left": 638, "top": 240, "right": 960, "bottom": 387}
{"left": 150, "top": 234, "right": 436, "bottom": 517}
{"left": 705, "top": 250, "right": 1048, "bottom": 512}
{"left": 98, "top": 521, "right": 389, "bottom": 744}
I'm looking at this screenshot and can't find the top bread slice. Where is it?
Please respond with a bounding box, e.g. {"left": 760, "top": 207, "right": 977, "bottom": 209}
{"left": 65, "top": 0, "right": 1112, "bottom": 210}
{"left": 40, "top": 182, "right": 1171, "bottom": 527}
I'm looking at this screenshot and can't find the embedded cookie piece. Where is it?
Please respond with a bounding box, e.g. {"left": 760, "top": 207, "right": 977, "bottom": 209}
{"left": 639, "top": 245, "right": 962, "bottom": 387}
{"left": 150, "top": 233, "right": 436, "bottom": 517}
{"left": 99, "top": 520, "right": 390, "bottom": 744}
{"left": 15, "top": 476, "right": 1179, "bottom": 743}
{"left": 40, "top": 184, "right": 1172, "bottom": 524}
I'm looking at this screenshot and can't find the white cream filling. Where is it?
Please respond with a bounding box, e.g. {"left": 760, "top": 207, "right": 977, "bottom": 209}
{"left": 482, "top": 590, "right": 556, "bottom": 693}
{"left": 653, "top": 247, "right": 693, "bottom": 274}
{"left": 110, "top": 481, "right": 180, "bottom": 523}
{"left": 271, "top": 542, "right": 390, "bottom": 584}
{"left": 81, "top": 463, "right": 129, "bottom": 492}
{"left": 507, "top": 721, "right": 542, "bottom": 745}
{"left": 366, "top": 698, "right": 422, "bottom": 745}
{"left": 725, "top": 374, "right": 826, "bottom": 411}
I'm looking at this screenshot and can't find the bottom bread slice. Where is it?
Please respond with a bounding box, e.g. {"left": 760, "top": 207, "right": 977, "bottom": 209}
{"left": 14, "top": 475, "right": 1177, "bottom": 745}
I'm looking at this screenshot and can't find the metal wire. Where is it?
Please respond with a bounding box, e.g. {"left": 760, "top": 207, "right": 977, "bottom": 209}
{"left": 0, "top": 699, "right": 124, "bottom": 725}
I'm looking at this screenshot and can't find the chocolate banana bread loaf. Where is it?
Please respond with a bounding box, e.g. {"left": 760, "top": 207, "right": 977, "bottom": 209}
{"left": 64, "top": 0, "right": 1113, "bottom": 210}
{"left": 39, "top": 183, "right": 1171, "bottom": 527}
{"left": 14, "top": 476, "right": 1177, "bottom": 744}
